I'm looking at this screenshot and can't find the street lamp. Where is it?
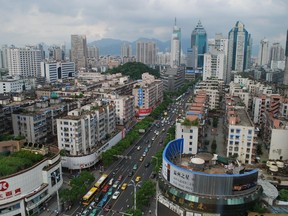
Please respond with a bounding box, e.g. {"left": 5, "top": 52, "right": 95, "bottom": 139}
{"left": 50, "top": 171, "right": 61, "bottom": 213}
{"left": 128, "top": 180, "right": 141, "bottom": 210}
{"left": 152, "top": 156, "right": 159, "bottom": 168}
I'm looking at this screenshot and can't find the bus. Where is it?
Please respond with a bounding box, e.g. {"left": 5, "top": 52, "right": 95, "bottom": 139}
{"left": 82, "top": 186, "right": 98, "bottom": 206}
{"left": 94, "top": 174, "right": 109, "bottom": 189}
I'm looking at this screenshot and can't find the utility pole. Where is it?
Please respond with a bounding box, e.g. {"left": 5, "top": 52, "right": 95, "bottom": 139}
{"left": 129, "top": 180, "right": 141, "bottom": 210}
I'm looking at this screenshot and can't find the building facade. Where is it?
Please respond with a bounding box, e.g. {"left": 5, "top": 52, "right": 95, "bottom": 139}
{"left": 0, "top": 76, "right": 34, "bottom": 94}
{"left": 191, "top": 20, "right": 207, "bottom": 69}
{"left": 258, "top": 38, "right": 269, "bottom": 66}
{"left": 6, "top": 46, "right": 42, "bottom": 77}
{"left": 227, "top": 21, "right": 252, "bottom": 83}
{"left": 71, "top": 35, "right": 88, "bottom": 70}
{"left": 136, "top": 41, "right": 156, "bottom": 65}
{"left": 170, "top": 18, "right": 181, "bottom": 68}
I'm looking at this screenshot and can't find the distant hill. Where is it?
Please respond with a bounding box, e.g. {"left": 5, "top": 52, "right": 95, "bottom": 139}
{"left": 88, "top": 37, "right": 191, "bottom": 56}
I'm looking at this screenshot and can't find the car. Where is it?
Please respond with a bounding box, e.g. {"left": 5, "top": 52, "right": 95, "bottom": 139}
{"left": 133, "top": 164, "right": 138, "bottom": 171}
{"left": 144, "top": 147, "right": 149, "bottom": 153}
{"left": 104, "top": 204, "right": 112, "bottom": 212}
{"left": 81, "top": 210, "right": 89, "bottom": 216}
{"left": 107, "top": 187, "right": 113, "bottom": 196}
{"left": 128, "top": 170, "right": 134, "bottom": 177}
{"left": 102, "top": 184, "right": 109, "bottom": 193}
{"left": 139, "top": 156, "right": 144, "bottom": 162}
{"left": 162, "top": 128, "right": 165, "bottom": 132}
{"left": 117, "top": 175, "right": 123, "bottom": 181}
{"left": 89, "top": 208, "right": 98, "bottom": 216}
{"left": 151, "top": 137, "right": 155, "bottom": 141}
{"left": 155, "top": 131, "right": 159, "bottom": 136}
{"left": 142, "top": 152, "right": 146, "bottom": 157}
{"left": 121, "top": 183, "right": 128, "bottom": 190}
{"left": 135, "top": 176, "right": 141, "bottom": 182}
{"left": 112, "top": 180, "right": 120, "bottom": 188}
{"left": 154, "top": 130, "right": 157, "bottom": 134}
{"left": 145, "top": 140, "right": 149, "bottom": 143}
{"left": 148, "top": 143, "right": 151, "bottom": 148}
{"left": 108, "top": 178, "right": 114, "bottom": 186}
{"left": 112, "top": 190, "right": 120, "bottom": 199}
{"left": 137, "top": 146, "right": 141, "bottom": 151}
{"left": 145, "top": 162, "right": 150, "bottom": 168}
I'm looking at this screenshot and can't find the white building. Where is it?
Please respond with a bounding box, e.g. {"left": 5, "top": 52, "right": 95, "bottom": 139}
{"left": 121, "top": 43, "right": 132, "bottom": 59}
{"left": 203, "top": 51, "right": 225, "bottom": 81}
{"left": 258, "top": 38, "right": 269, "bottom": 66}
{"left": 175, "top": 118, "right": 199, "bottom": 155}
{"left": 40, "top": 61, "right": 75, "bottom": 83}
{"left": 56, "top": 102, "right": 116, "bottom": 156}
{"left": 0, "top": 76, "right": 35, "bottom": 94}
{"left": 0, "top": 150, "right": 62, "bottom": 216}
{"left": 170, "top": 19, "right": 181, "bottom": 68}
{"left": 6, "top": 46, "right": 42, "bottom": 77}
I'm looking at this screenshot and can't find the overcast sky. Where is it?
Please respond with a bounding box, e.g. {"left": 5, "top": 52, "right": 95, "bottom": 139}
{"left": 0, "top": 0, "right": 287, "bottom": 49}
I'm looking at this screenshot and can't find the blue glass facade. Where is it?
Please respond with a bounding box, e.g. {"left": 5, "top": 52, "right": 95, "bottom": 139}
{"left": 191, "top": 21, "right": 207, "bottom": 69}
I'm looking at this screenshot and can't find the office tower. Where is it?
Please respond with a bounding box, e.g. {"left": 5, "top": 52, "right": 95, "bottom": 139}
{"left": 71, "top": 35, "right": 88, "bottom": 70}
{"left": 284, "top": 30, "right": 288, "bottom": 85}
{"left": 48, "top": 46, "right": 63, "bottom": 61}
{"left": 136, "top": 41, "right": 156, "bottom": 65}
{"left": 6, "top": 46, "right": 42, "bottom": 77}
{"left": 170, "top": 18, "right": 181, "bottom": 68}
{"left": 258, "top": 38, "right": 269, "bottom": 66}
{"left": 203, "top": 51, "right": 225, "bottom": 81}
{"left": 121, "top": 43, "right": 132, "bottom": 58}
{"left": 37, "top": 43, "right": 45, "bottom": 60}
{"left": 186, "top": 48, "right": 197, "bottom": 69}
{"left": 0, "top": 45, "right": 8, "bottom": 69}
{"left": 227, "top": 21, "right": 252, "bottom": 83}
{"left": 191, "top": 20, "right": 207, "bottom": 69}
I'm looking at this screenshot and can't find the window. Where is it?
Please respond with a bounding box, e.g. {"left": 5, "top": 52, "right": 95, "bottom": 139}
{"left": 229, "top": 141, "right": 233, "bottom": 145}
{"left": 235, "top": 135, "right": 240, "bottom": 140}
{"left": 230, "top": 129, "right": 234, "bottom": 133}
{"left": 189, "top": 148, "right": 192, "bottom": 151}
{"left": 247, "top": 142, "right": 251, "bottom": 147}
{"left": 236, "top": 129, "right": 241, "bottom": 133}
{"left": 248, "top": 130, "right": 252, "bottom": 135}
{"left": 189, "top": 142, "right": 192, "bottom": 145}
{"left": 234, "top": 147, "right": 238, "bottom": 151}
{"left": 190, "top": 136, "right": 193, "bottom": 139}
{"left": 230, "top": 135, "right": 234, "bottom": 139}
{"left": 235, "top": 141, "right": 239, "bottom": 145}
{"left": 190, "top": 129, "right": 193, "bottom": 133}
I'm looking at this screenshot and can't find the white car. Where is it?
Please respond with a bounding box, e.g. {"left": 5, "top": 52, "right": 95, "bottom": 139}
{"left": 112, "top": 180, "right": 120, "bottom": 188}
{"left": 112, "top": 190, "right": 121, "bottom": 199}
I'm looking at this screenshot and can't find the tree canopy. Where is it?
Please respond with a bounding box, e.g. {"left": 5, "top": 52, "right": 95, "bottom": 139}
{"left": 107, "top": 62, "right": 160, "bottom": 80}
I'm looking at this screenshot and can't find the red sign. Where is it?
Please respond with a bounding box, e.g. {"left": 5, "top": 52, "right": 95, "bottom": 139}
{"left": 5, "top": 191, "right": 12, "bottom": 197}
{"left": 0, "top": 181, "right": 9, "bottom": 192}
{"left": 15, "top": 188, "right": 21, "bottom": 195}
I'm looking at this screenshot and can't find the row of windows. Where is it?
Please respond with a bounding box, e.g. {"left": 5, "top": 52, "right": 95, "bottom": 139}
{"left": 230, "top": 128, "right": 253, "bottom": 134}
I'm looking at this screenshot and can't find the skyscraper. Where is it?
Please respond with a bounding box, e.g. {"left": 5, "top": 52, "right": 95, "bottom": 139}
{"left": 258, "top": 38, "right": 269, "bottom": 66}
{"left": 283, "top": 30, "right": 288, "bottom": 85}
{"left": 71, "top": 35, "right": 88, "bottom": 70}
{"left": 270, "top": 42, "right": 285, "bottom": 63}
{"left": 191, "top": 20, "right": 207, "bottom": 69}
{"left": 170, "top": 18, "right": 181, "bottom": 68}
{"left": 227, "top": 21, "right": 252, "bottom": 83}
{"left": 136, "top": 41, "right": 156, "bottom": 65}
{"left": 121, "top": 43, "right": 132, "bottom": 59}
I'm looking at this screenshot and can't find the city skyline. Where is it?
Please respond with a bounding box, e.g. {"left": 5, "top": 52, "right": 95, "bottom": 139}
{"left": 0, "top": 0, "right": 287, "bottom": 48}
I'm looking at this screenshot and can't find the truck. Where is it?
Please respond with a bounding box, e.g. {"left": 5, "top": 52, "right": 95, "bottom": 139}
{"left": 139, "top": 129, "right": 145, "bottom": 134}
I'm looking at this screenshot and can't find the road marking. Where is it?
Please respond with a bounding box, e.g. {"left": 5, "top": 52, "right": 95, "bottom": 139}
{"left": 126, "top": 198, "right": 128, "bottom": 202}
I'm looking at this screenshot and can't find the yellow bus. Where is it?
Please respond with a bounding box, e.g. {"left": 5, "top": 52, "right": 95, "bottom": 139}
{"left": 94, "top": 174, "right": 108, "bottom": 189}
{"left": 82, "top": 187, "right": 98, "bottom": 206}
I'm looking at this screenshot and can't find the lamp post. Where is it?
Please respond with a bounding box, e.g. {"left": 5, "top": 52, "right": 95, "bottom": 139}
{"left": 152, "top": 156, "right": 159, "bottom": 168}
{"left": 50, "top": 172, "right": 61, "bottom": 213}
{"left": 129, "top": 180, "right": 141, "bottom": 210}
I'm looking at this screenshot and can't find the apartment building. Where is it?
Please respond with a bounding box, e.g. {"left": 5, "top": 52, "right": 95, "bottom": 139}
{"left": 0, "top": 76, "right": 35, "bottom": 94}
{"left": 225, "top": 96, "right": 257, "bottom": 164}
{"left": 56, "top": 102, "right": 116, "bottom": 156}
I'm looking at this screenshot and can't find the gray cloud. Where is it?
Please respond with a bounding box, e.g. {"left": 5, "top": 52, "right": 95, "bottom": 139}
{"left": 0, "top": 0, "right": 287, "bottom": 49}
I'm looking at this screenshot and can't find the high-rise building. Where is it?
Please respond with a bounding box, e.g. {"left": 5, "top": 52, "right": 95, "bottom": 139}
{"left": 6, "top": 46, "right": 42, "bottom": 77}
{"left": 227, "top": 21, "right": 252, "bottom": 83}
{"left": 136, "top": 41, "right": 156, "bottom": 65}
{"left": 48, "top": 46, "right": 64, "bottom": 61}
{"left": 284, "top": 30, "right": 288, "bottom": 85}
{"left": 71, "top": 35, "right": 88, "bottom": 70}
{"left": 258, "top": 38, "right": 269, "bottom": 66}
{"left": 191, "top": 20, "right": 207, "bottom": 69}
{"left": 121, "top": 43, "right": 132, "bottom": 59}
{"left": 170, "top": 18, "right": 181, "bottom": 68}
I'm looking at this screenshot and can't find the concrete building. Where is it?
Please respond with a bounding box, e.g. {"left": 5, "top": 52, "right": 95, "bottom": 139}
{"left": 105, "top": 94, "right": 135, "bottom": 126}
{"left": 0, "top": 76, "right": 35, "bottom": 94}
{"left": 56, "top": 101, "right": 116, "bottom": 156}
{"left": 227, "top": 21, "right": 252, "bottom": 83}
{"left": 71, "top": 35, "right": 88, "bottom": 70}
{"left": 225, "top": 96, "right": 257, "bottom": 164}
{"left": 87, "top": 46, "right": 99, "bottom": 59}
{"left": 258, "top": 38, "right": 269, "bottom": 66}
{"left": 203, "top": 51, "right": 225, "bottom": 81}
{"left": 160, "top": 66, "right": 185, "bottom": 92}
{"left": 132, "top": 73, "right": 163, "bottom": 117}
{"left": 48, "top": 46, "right": 64, "bottom": 61}
{"left": 40, "top": 61, "right": 75, "bottom": 84}
{"left": 0, "top": 146, "right": 62, "bottom": 216}
{"left": 6, "top": 46, "right": 42, "bottom": 77}
{"left": 136, "top": 41, "right": 156, "bottom": 65}
{"left": 284, "top": 30, "right": 288, "bottom": 85}
{"left": 121, "top": 43, "right": 132, "bottom": 59}
{"left": 269, "top": 42, "right": 285, "bottom": 65}
{"left": 170, "top": 18, "right": 181, "bottom": 68}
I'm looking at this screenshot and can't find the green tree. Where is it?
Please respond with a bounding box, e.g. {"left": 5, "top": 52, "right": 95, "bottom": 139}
{"left": 211, "top": 139, "right": 217, "bottom": 153}
{"left": 256, "top": 144, "right": 263, "bottom": 156}
{"left": 279, "top": 189, "right": 288, "bottom": 201}
{"left": 212, "top": 117, "right": 218, "bottom": 128}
